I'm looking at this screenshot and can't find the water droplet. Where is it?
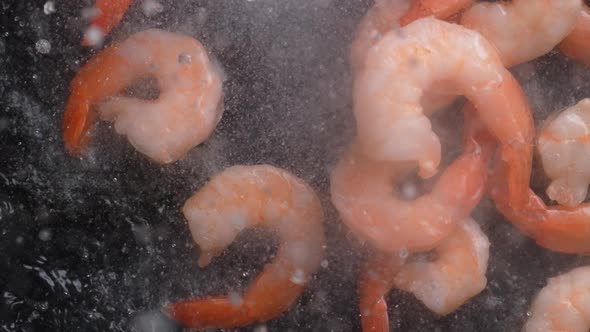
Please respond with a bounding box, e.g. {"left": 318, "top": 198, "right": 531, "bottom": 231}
{"left": 320, "top": 260, "right": 329, "bottom": 268}
{"left": 83, "top": 26, "right": 104, "bottom": 46}
{"left": 35, "top": 39, "right": 51, "bottom": 54}
{"left": 178, "top": 53, "right": 192, "bottom": 64}
{"left": 15, "top": 236, "right": 24, "bottom": 245}
{"left": 253, "top": 325, "right": 267, "bottom": 332}
{"left": 43, "top": 1, "right": 56, "bottom": 15}
{"left": 141, "top": 0, "right": 164, "bottom": 17}
{"left": 38, "top": 228, "right": 52, "bottom": 241}
{"left": 290, "top": 269, "right": 305, "bottom": 285}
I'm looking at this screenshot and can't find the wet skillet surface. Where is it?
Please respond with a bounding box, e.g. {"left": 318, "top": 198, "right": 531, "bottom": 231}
{"left": 1, "top": 0, "right": 590, "bottom": 331}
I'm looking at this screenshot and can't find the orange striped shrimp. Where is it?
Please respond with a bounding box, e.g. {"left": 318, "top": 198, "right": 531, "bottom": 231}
{"left": 330, "top": 104, "right": 495, "bottom": 254}
{"left": 460, "top": 0, "right": 582, "bottom": 68}
{"left": 492, "top": 99, "right": 590, "bottom": 254}
{"left": 353, "top": 18, "right": 534, "bottom": 208}
{"left": 82, "top": 0, "right": 133, "bottom": 46}
{"left": 165, "top": 165, "right": 325, "bottom": 329}
{"left": 63, "top": 29, "right": 224, "bottom": 163}
{"left": 359, "top": 217, "right": 490, "bottom": 332}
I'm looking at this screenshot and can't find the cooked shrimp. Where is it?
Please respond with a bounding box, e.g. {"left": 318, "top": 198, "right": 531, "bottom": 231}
{"left": 537, "top": 99, "right": 590, "bottom": 207}
{"left": 165, "top": 165, "right": 325, "bottom": 329}
{"left": 331, "top": 104, "right": 495, "bottom": 253}
{"left": 523, "top": 266, "right": 590, "bottom": 332}
{"left": 492, "top": 171, "right": 590, "bottom": 254}
{"left": 63, "top": 29, "right": 224, "bottom": 163}
{"left": 359, "top": 218, "right": 489, "bottom": 332}
{"left": 350, "top": 0, "right": 456, "bottom": 114}
{"left": 559, "top": 5, "right": 590, "bottom": 66}
{"left": 82, "top": 0, "right": 133, "bottom": 46}
{"left": 460, "top": 0, "right": 582, "bottom": 67}
{"left": 393, "top": 217, "right": 490, "bottom": 316}
{"left": 354, "top": 18, "right": 533, "bottom": 207}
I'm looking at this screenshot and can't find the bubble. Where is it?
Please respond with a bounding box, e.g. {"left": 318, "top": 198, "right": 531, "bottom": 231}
{"left": 290, "top": 269, "right": 306, "bottom": 285}
{"left": 253, "top": 325, "right": 268, "bottom": 332}
{"left": 320, "top": 259, "right": 329, "bottom": 268}
{"left": 141, "top": 0, "right": 164, "bottom": 17}
{"left": 399, "top": 180, "right": 418, "bottom": 200}
{"left": 83, "top": 26, "right": 104, "bottom": 46}
{"left": 35, "top": 39, "right": 51, "bottom": 54}
{"left": 15, "top": 236, "right": 24, "bottom": 245}
{"left": 178, "top": 53, "right": 192, "bottom": 64}
{"left": 43, "top": 1, "right": 56, "bottom": 15}
{"left": 38, "top": 228, "right": 52, "bottom": 241}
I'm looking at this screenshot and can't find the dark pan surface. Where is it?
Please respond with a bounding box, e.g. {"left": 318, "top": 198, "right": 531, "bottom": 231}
{"left": 1, "top": 0, "right": 590, "bottom": 331}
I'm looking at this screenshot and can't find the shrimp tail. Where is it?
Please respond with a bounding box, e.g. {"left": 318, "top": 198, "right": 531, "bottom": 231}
{"left": 358, "top": 254, "right": 404, "bottom": 332}
{"left": 165, "top": 259, "right": 307, "bottom": 329}
{"left": 63, "top": 94, "right": 94, "bottom": 154}
{"left": 82, "top": 0, "right": 133, "bottom": 46}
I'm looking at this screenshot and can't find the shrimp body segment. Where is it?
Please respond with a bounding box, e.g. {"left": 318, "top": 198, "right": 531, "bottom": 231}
{"left": 165, "top": 165, "right": 326, "bottom": 329}
{"left": 331, "top": 105, "right": 495, "bottom": 253}
{"left": 64, "top": 29, "right": 224, "bottom": 163}
{"left": 82, "top": 0, "right": 133, "bottom": 46}
{"left": 354, "top": 18, "right": 533, "bottom": 206}
{"left": 538, "top": 99, "right": 590, "bottom": 207}
{"left": 559, "top": 6, "right": 590, "bottom": 66}
{"left": 460, "top": 0, "right": 582, "bottom": 67}
{"left": 359, "top": 218, "right": 489, "bottom": 332}
{"left": 523, "top": 266, "right": 590, "bottom": 332}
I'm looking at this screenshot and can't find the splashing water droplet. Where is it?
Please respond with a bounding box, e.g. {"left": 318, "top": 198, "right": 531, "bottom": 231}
{"left": 43, "top": 1, "right": 56, "bottom": 15}
{"left": 35, "top": 39, "right": 51, "bottom": 54}
{"left": 253, "top": 325, "right": 268, "bottom": 332}
{"left": 84, "top": 26, "right": 104, "bottom": 46}
{"left": 38, "top": 228, "right": 52, "bottom": 241}
{"left": 290, "top": 269, "right": 306, "bottom": 285}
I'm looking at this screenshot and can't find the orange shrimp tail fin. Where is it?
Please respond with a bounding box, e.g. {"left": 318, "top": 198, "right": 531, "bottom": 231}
{"left": 399, "top": 0, "right": 475, "bottom": 26}
{"left": 164, "top": 297, "right": 253, "bottom": 329}
{"left": 82, "top": 0, "right": 133, "bottom": 46}
{"left": 358, "top": 254, "right": 404, "bottom": 332}
{"left": 165, "top": 261, "right": 307, "bottom": 329}
{"left": 63, "top": 95, "right": 94, "bottom": 155}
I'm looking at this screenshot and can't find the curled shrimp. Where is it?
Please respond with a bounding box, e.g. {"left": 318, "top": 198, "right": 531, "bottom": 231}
{"left": 165, "top": 165, "right": 326, "bottom": 329}
{"left": 63, "top": 29, "right": 224, "bottom": 163}
{"left": 350, "top": 0, "right": 457, "bottom": 114}
{"left": 459, "top": 0, "right": 582, "bottom": 68}
{"left": 537, "top": 99, "right": 590, "bottom": 207}
{"left": 523, "top": 266, "right": 590, "bottom": 332}
{"left": 330, "top": 104, "right": 494, "bottom": 253}
{"left": 82, "top": 0, "right": 133, "bottom": 46}
{"left": 360, "top": 218, "right": 490, "bottom": 332}
{"left": 559, "top": 5, "right": 590, "bottom": 66}
{"left": 492, "top": 100, "right": 590, "bottom": 254}
{"left": 353, "top": 18, "right": 533, "bottom": 207}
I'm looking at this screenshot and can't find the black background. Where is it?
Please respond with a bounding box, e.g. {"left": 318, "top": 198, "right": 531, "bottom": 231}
{"left": 1, "top": 0, "right": 590, "bottom": 331}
